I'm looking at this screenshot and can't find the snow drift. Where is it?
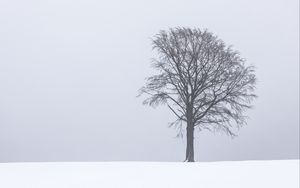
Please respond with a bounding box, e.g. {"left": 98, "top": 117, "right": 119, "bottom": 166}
{"left": 0, "top": 160, "right": 298, "bottom": 188}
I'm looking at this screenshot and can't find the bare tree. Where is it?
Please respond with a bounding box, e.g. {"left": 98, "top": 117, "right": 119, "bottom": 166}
{"left": 139, "top": 28, "right": 257, "bottom": 162}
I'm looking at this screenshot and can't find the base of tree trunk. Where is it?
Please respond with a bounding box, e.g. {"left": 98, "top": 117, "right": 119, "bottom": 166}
{"left": 187, "top": 159, "right": 195, "bottom": 162}
{"left": 184, "top": 158, "right": 195, "bottom": 162}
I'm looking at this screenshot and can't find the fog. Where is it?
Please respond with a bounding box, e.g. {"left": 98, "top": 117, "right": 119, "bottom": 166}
{"left": 0, "top": 0, "right": 299, "bottom": 162}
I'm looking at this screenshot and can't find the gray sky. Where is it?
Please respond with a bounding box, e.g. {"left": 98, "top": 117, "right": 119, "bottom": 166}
{"left": 0, "top": 0, "right": 299, "bottom": 162}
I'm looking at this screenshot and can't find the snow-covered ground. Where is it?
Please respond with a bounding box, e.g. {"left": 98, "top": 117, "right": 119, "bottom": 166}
{"left": 0, "top": 160, "right": 298, "bottom": 188}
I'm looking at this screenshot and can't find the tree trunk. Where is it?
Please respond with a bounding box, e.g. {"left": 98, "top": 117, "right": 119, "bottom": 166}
{"left": 185, "top": 103, "right": 195, "bottom": 162}
{"left": 185, "top": 125, "right": 195, "bottom": 162}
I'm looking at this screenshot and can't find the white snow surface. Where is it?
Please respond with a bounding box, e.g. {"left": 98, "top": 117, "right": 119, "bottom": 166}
{"left": 0, "top": 160, "right": 298, "bottom": 188}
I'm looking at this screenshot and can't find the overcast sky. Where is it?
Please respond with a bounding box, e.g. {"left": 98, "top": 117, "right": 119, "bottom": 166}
{"left": 0, "top": 0, "right": 299, "bottom": 162}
